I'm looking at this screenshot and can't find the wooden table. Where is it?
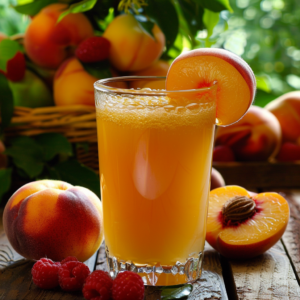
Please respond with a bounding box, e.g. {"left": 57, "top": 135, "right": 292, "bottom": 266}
{"left": 1, "top": 189, "right": 300, "bottom": 300}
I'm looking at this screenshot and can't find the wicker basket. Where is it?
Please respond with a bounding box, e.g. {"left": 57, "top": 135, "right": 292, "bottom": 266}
{"left": 4, "top": 105, "right": 100, "bottom": 173}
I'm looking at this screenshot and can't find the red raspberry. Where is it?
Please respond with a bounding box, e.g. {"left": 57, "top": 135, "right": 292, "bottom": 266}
{"left": 82, "top": 270, "right": 113, "bottom": 300}
{"left": 58, "top": 261, "right": 90, "bottom": 291}
{"left": 112, "top": 271, "right": 144, "bottom": 300}
{"left": 31, "top": 258, "right": 61, "bottom": 289}
{"left": 75, "top": 36, "right": 110, "bottom": 63}
{"left": 61, "top": 256, "right": 79, "bottom": 265}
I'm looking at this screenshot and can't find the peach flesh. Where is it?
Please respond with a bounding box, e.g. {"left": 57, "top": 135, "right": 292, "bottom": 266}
{"left": 166, "top": 48, "right": 256, "bottom": 126}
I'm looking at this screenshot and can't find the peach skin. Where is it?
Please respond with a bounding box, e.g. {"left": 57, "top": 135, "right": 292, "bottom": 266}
{"left": 54, "top": 57, "right": 97, "bottom": 106}
{"left": 215, "top": 105, "right": 282, "bottom": 161}
{"left": 3, "top": 180, "right": 103, "bottom": 262}
{"left": 265, "top": 91, "right": 300, "bottom": 143}
{"left": 206, "top": 185, "right": 289, "bottom": 260}
{"left": 24, "top": 3, "right": 94, "bottom": 69}
{"left": 103, "top": 14, "right": 165, "bottom": 72}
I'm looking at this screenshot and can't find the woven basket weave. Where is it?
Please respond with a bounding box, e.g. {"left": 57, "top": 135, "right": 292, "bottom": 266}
{"left": 5, "top": 105, "right": 99, "bottom": 173}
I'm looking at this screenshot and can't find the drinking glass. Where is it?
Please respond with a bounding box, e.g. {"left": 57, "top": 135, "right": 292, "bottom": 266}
{"left": 94, "top": 76, "right": 217, "bottom": 286}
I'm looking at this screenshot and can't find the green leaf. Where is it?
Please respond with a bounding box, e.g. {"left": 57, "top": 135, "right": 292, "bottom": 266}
{"left": 82, "top": 60, "right": 112, "bottom": 79}
{"left": 0, "top": 39, "right": 21, "bottom": 72}
{"left": 134, "top": 14, "right": 155, "bottom": 38}
{"left": 195, "top": 0, "right": 233, "bottom": 13}
{"left": 0, "top": 73, "right": 14, "bottom": 134}
{"left": 35, "top": 133, "right": 73, "bottom": 161}
{"left": 161, "top": 284, "right": 193, "bottom": 299}
{"left": 256, "top": 75, "right": 271, "bottom": 93}
{"left": 54, "top": 159, "right": 100, "bottom": 198}
{"left": 177, "top": 0, "right": 205, "bottom": 38}
{"left": 5, "top": 136, "right": 44, "bottom": 178}
{"left": 0, "top": 168, "right": 12, "bottom": 204}
{"left": 58, "top": 0, "right": 98, "bottom": 22}
{"left": 13, "top": 0, "right": 57, "bottom": 16}
{"left": 144, "top": 0, "right": 179, "bottom": 51}
{"left": 203, "top": 9, "right": 220, "bottom": 46}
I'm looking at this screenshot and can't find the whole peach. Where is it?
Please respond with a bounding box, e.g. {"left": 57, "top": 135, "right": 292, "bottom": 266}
{"left": 215, "top": 105, "right": 282, "bottom": 161}
{"left": 3, "top": 180, "right": 103, "bottom": 262}
{"left": 24, "top": 3, "right": 94, "bottom": 69}
{"left": 129, "top": 60, "right": 170, "bottom": 90}
{"left": 54, "top": 57, "right": 98, "bottom": 106}
{"left": 265, "top": 91, "right": 300, "bottom": 143}
{"left": 103, "top": 14, "right": 165, "bottom": 72}
{"left": 210, "top": 167, "right": 225, "bottom": 190}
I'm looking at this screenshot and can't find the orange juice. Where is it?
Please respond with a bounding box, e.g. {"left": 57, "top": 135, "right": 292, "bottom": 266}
{"left": 95, "top": 82, "right": 216, "bottom": 285}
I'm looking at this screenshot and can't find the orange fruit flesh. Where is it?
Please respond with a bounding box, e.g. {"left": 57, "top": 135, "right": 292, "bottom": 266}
{"left": 166, "top": 55, "right": 252, "bottom": 126}
{"left": 207, "top": 186, "right": 289, "bottom": 246}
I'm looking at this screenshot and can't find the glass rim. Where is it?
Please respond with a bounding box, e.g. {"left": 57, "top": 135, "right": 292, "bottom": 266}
{"left": 94, "top": 76, "right": 217, "bottom": 96}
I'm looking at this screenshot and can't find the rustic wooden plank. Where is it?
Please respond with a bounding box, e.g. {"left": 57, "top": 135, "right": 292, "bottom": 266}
{"left": 213, "top": 162, "right": 300, "bottom": 190}
{"left": 96, "top": 243, "right": 228, "bottom": 300}
{"left": 228, "top": 241, "right": 300, "bottom": 299}
{"left": 268, "top": 190, "right": 300, "bottom": 283}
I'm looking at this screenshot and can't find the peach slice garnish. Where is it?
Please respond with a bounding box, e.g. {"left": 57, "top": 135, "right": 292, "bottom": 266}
{"left": 206, "top": 186, "right": 289, "bottom": 260}
{"left": 166, "top": 48, "right": 256, "bottom": 126}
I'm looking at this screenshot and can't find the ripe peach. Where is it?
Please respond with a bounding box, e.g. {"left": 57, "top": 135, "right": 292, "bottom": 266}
{"left": 54, "top": 57, "right": 98, "bottom": 106}
{"left": 129, "top": 60, "right": 170, "bottom": 90}
{"left": 103, "top": 14, "right": 165, "bottom": 72}
{"left": 215, "top": 106, "right": 282, "bottom": 161}
{"left": 206, "top": 186, "right": 289, "bottom": 260}
{"left": 24, "top": 3, "right": 94, "bottom": 69}
{"left": 3, "top": 180, "right": 103, "bottom": 262}
{"left": 166, "top": 48, "right": 256, "bottom": 126}
{"left": 210, "top": 167, "right": 225, "bottom": 190}
{"left": 276, "top": 142, "right": 300, "bottom": 162}
{"left": 265, "top": 91, "right": 300, "bottom": 143}
{"left": 213, "top": 145, "right": 235, "bottom": 162}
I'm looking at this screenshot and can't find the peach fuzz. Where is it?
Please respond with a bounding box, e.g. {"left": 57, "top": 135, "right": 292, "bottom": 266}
{"left": 103, "top": 14, "right": 165, "bottom": 72}
{"left": 215, "top": 106, "right": 281, "bottom": 161}
{"left": 129, "top": 60, "right": 170, "bottom": 90}
{"left": 206, "top": 186, "right": 289, "bottom": 260}
{"left": 3, "top": 180, "right": 103, "bottom": 262}
{"left": 24, "top": 3, "right": 94, "bottom": 69}
{"left": 166, "top": 48, "right": 256, "bottom": 126}
{"left": 265, "top": 91, "right": 300, "bottom": 143}
{"left": 54, "top": 57, "right": 97, "bottom": 106}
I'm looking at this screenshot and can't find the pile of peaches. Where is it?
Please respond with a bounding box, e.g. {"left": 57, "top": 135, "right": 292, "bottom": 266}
{"left": 0, "top": 3, "right": 168, "bottom": 108}
{"left": 213, "top": 93, "right": 300, "bottom": 163}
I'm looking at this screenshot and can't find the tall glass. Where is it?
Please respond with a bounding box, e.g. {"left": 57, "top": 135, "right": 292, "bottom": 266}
{"left": 94, "top": 77, "right": 217, "bottom": 286}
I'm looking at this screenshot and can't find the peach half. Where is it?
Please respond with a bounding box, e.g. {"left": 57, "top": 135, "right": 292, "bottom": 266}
{"left": 166, "top": 48, "right": 256, "bottom": 126}
{"left": 206, "top": 186, "right": 289, "bottom": 260}
{"left": 3, "top": 180, "right": 103, "bottom": 262}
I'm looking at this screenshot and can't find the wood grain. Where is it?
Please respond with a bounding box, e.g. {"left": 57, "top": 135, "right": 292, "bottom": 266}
{"left": 96, "top": 243, "right": 228, "bottom": 300}
{"left": 271, "top": 190, "right": 300, "bottom": 283}
{"left": 228, "top": 241, "right": 300, "bottom": 300}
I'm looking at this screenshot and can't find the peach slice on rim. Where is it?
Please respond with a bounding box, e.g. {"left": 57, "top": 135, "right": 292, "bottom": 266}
{"left": 166, "top": 48, "right": 256, "bottom": 126}
{"left": 206, "top": 186, "right": 290, "bottom": 260}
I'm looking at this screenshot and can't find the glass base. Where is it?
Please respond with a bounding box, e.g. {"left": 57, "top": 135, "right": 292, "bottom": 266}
{"left": 106, "top": 246, "right": 204, "bottom": 286}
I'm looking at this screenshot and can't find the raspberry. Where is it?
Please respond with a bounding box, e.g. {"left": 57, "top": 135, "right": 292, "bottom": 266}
{"left": 61, "top": 256, "right": 79, "bottom": 265}
{"left": 82, "top": 270, "right": 113, "bottom": 300}
{"left": 75, "top": 36, "right": 110, "bottom": 63}
{"left": 31, "top": 258, "right": 61, "bottom": 289}
{"left": 58, "top": 261, "right": 90, "bottom": 291}
{"left": 112, "top": 271, "right": 144, "bottom": 300}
